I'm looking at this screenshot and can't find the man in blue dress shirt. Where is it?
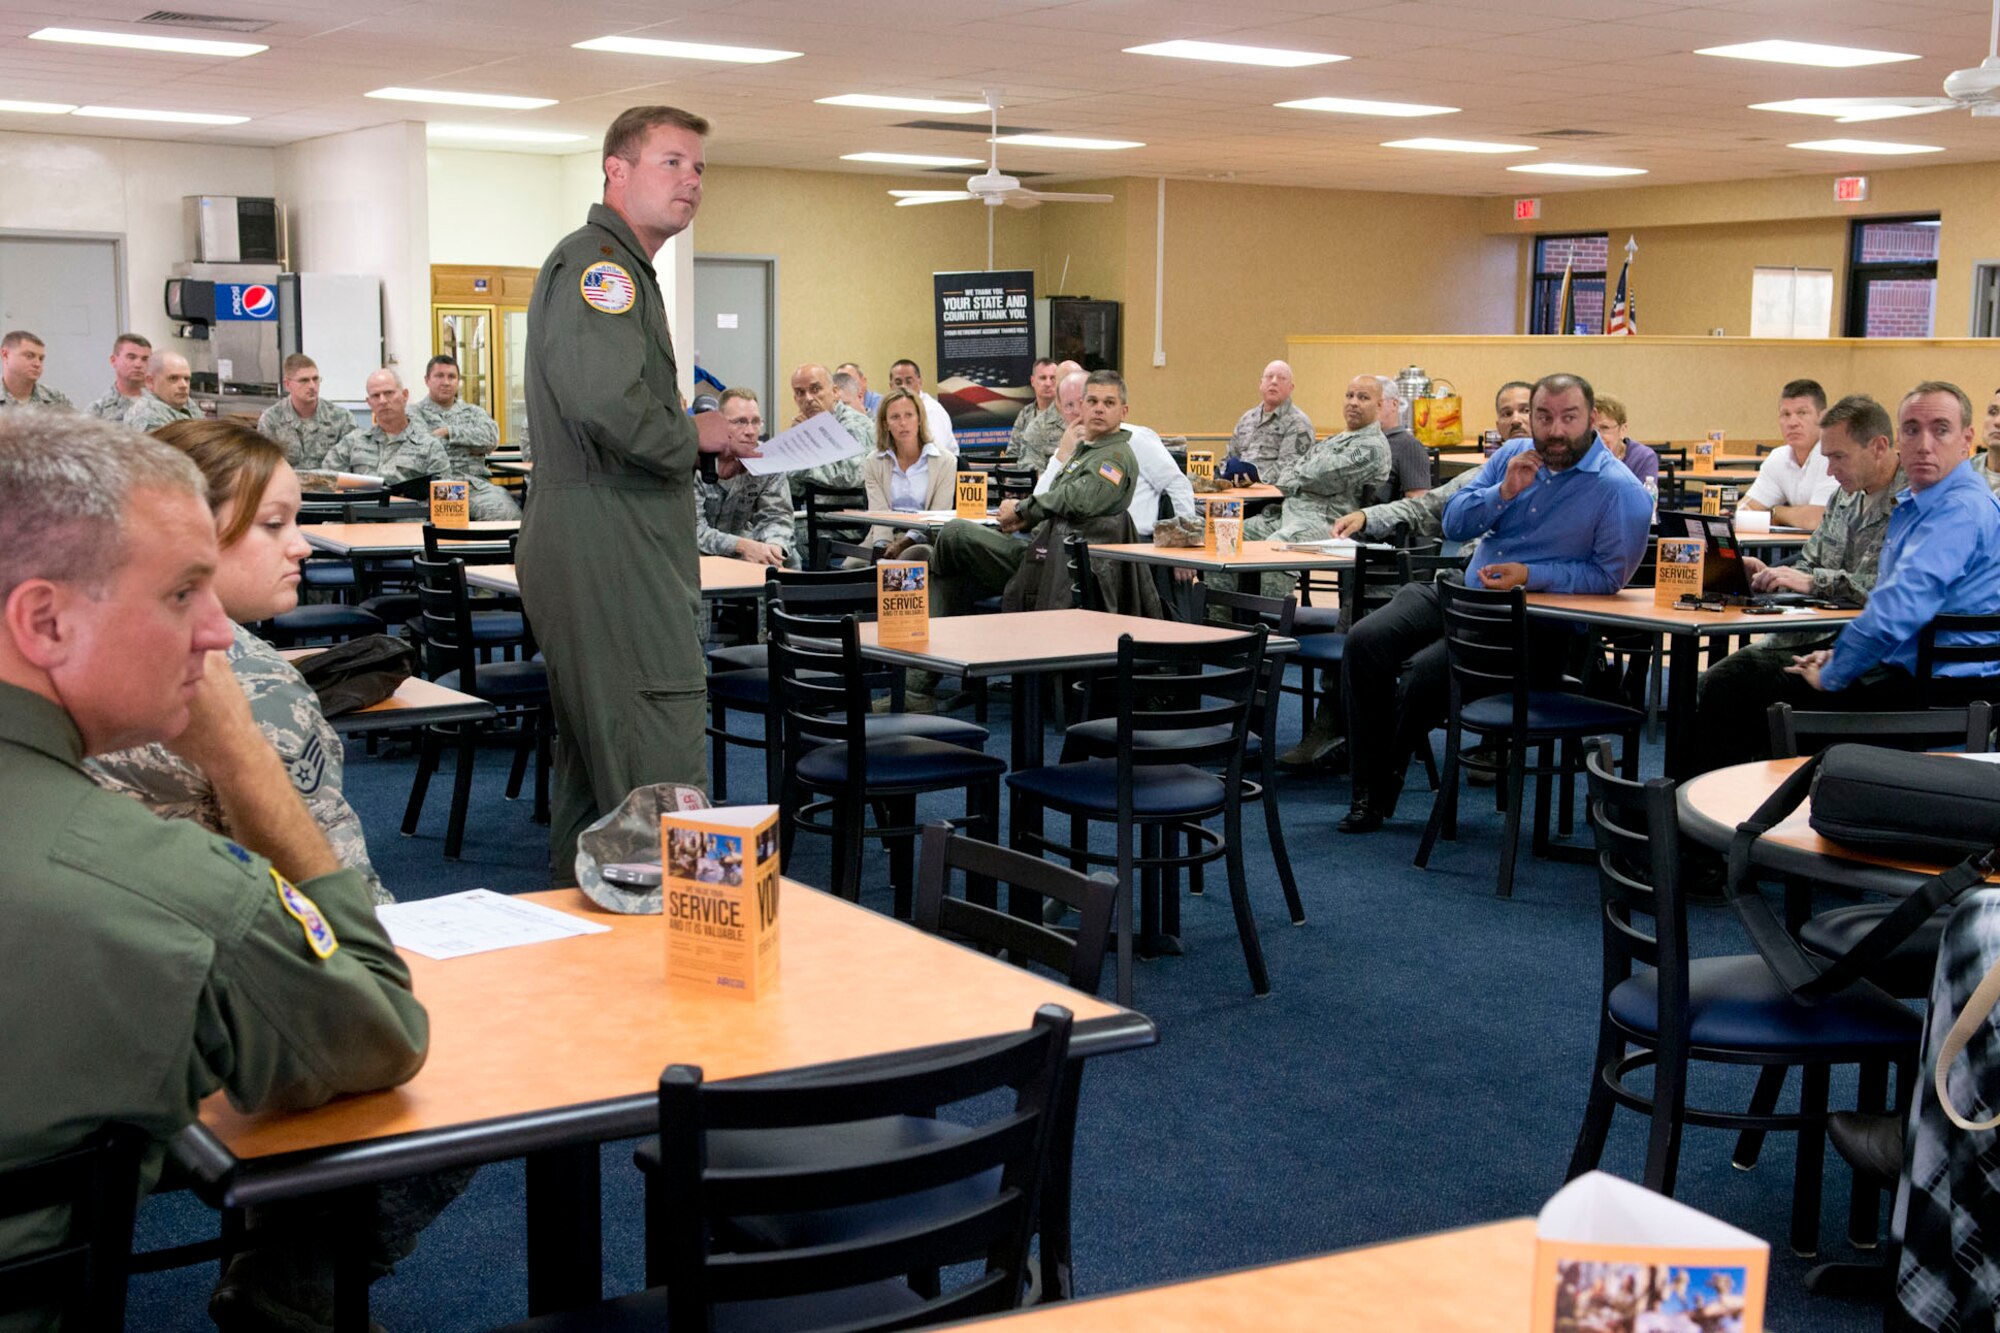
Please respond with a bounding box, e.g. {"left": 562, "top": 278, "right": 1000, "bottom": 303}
{"left": 1338, "top": 372, "right": 1652, "bottom": 833}
{"left": 1695, "top": 380, "right": 2000, "bottom": 771}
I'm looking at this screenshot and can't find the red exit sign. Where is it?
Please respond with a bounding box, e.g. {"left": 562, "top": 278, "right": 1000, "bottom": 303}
{"left": 1514, "top": 197, "right": 1542, "bottom": 221}
{"left": 1834, "top": 175, "right": 1869, "bottom": 203}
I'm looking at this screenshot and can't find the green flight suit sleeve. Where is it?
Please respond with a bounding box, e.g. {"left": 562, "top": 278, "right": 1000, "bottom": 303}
{"left": 190, "top": 864, "right": 428, "bottom": 1114}
{"left": 1017, "top": 438, "right": 1137, "bottom": 528}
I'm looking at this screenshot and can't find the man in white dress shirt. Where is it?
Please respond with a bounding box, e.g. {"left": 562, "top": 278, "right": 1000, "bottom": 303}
{"left": 1740, "top": 378, "right": 1840, "bottom": 529}
{"left": 888, "top": 358, "right": 958, "bottom": 454}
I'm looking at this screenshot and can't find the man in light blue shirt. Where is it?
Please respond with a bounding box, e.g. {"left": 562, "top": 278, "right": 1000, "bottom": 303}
{"left": 1696, "top": 380, "right": 2000, "bottom": 771}
{"left": 1338, "top": 373, "right": 1651, "bottom": 832}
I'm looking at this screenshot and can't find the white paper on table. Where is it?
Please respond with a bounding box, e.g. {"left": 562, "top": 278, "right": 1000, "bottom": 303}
{"left": 1539, "top": 1172, "right": 1766, "bottom": 1249}
{"left": 376, "top": 888, "right": 610, "bottom": 960}
{"left": 738, "top": 412, "right": 866, "bottom": 477}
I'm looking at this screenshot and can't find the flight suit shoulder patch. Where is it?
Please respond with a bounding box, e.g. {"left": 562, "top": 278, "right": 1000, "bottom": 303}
{"left": 1098, "top": 461, "right": 1125, "bottom": 486}
{"left": 274, "top": 869, "right": 340, "bottom": 959}
{"left": 579, "top": 262, "right": 637, "bottom": 314}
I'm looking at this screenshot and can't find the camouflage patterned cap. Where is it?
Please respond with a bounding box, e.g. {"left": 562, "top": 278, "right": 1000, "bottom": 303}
{"left": 575, "top": 782, "right": 710, "bottom": 914}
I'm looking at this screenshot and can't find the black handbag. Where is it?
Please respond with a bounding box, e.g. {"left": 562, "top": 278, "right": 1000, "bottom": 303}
{"left": 291, "top": 634, "right": 416, "bottom": 717}
{"left": 1724, "top": 745, "right": 2000, "bottom": 1003}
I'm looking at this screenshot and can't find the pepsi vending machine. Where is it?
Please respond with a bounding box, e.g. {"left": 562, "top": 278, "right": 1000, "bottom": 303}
{"left": 165, "top": 262, "right": 283, "bottom": 394}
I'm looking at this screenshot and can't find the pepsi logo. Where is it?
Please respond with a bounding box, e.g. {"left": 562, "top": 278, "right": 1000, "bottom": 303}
{"left": 240, "top": 284, "right": 275, "bottom": 318}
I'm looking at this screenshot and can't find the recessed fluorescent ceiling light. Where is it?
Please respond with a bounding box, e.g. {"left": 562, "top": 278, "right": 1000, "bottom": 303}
{"left": 368, "top": 87, "right": 555, "bottom": 110}
{"left": 1507, "top": 162, "right": 1647, "bottom": 177}
{"left": 1751, "top": 99, "right": 1937, "bottom": 122}
{"left": 73, "top": 105, "right": 248, "bottom": 125}
{"left": 1383, "top": 137, "right": 1535, "bottom": 153}
{"left": 1123, "top": 39, "right": 1346, "bottom": 68}
{"left": 1696, "top": 39, "right": 1916, "bottom": 67}
{"left": 1788, "top": 138, "right": 1943, "bottom": 155}
{"left": 573, "top": 36, "right": 801, "bottom": 63}
{"left": 28, "top": 27, "right": 266, "bottom": 57}
{"left": 426, "top": 124, "right": 588, "bottom": 144}
{"left": 842, "top": 152, "right": 983, "bottom": 166}
{"left": 817, "top": 94, "right": 986, "bottom": 114}
{"left": 0, "top": 99, "right": 78, "bottom": 115}
{"left": 1277, "top": 97, "right": 1457, "bottom": 117}
{"left": 995, "top": 134, "right": 1143, "bottom": 150}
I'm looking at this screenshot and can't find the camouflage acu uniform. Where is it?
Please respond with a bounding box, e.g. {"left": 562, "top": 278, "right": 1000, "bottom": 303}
{"left": 85, "top": 387, "right": 142, "bottom": 421}
{"left": 695, "top": 470, "right": 797, "bottom": 563}
{"left": 787, "top": 400, "right": 871, "bottom": 504}
{"left": 259, "top": 396, "right": 357, "bottom": 471}
{"left": 1355, "top": 464, "right": 1481, "bottom": 545}
{"left": 1977, "top": 452, "right": 2000, "bottom": 498}
{"left": 123, "top": 389, "right": 200, "bottom": 431}
{"left": 322, "top": 420, "right": 451, "bottom": 485}
{"left": 1226, "top": 399, "right": 1316, "bottom": 490}
{"left": 1697, "top": 474, "right": 1902, "bottom": 709}
{"left": 0, "top": 381, "right": 71, "bottom": 410}
{"left": 87, "top": 623, "right": 390, "bottom": 905}
{"left": 409, "top": 396, "right": 520, "bottom": 520}
{"left": 1007, "top": 400, "right": 1067, "bottom": 472}
{"left": 1253, "top": 423, "right": 1391, "bottom": 542}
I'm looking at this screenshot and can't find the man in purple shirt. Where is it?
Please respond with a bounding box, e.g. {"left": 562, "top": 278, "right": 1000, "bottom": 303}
{"left": 1338, "top": 373, "right": 1652, "bottom": 833}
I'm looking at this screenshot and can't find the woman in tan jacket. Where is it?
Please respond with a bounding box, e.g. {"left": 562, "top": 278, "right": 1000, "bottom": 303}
{"left": 861, "top": 388, "right": 956, "bottom": 551}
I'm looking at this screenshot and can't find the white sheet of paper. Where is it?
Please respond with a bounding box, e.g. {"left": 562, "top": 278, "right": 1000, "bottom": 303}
{"left": 376, "top": 889, "right": 610, "bottom": 960}
{"left": 739, "top": 412, "right": 865, "bottom": 477}
{"left": 1539, "top": 1172, "right": 1766, "bottom": 1249}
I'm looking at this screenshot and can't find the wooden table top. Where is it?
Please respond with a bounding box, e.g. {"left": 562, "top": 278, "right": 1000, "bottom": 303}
{"left": 303, "top": 521, "right": 520, "bottom": 555}
{"left": 1091, "top": 539, "right": 1363, "bottom": 573}
{"left": 1197, "top": 482, "right": 1284, "bottom": 503}
{"left": 858, "top": 609, "right": 1286, "bottom": 677}
{"left": 964, "top": 1219, "right": 1535, "bottom": 1330}
{"left": 279, "top": 649, "right": 495, "bottom": 731}
{"left": 464, "top": 558, "right": 771, "bottom": 598}
{"left": 1525, "top": 587, "right": 1860, "bottom": 637}
{"left": 199, "top": 885, "right": 1137, "bottom": 1161}
{"left": 832, "top": 509, "right": 999, "bottom": 527}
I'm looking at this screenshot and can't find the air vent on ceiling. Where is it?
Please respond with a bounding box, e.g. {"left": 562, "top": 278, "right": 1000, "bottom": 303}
{"left": 894, "top": 119, "right": 1047, "bottom": 136}
{"left": 1523, "top": 128, "right": 1618, "bottom": 139}
{"left": 921, "top": 165, "right": 1051, "bottom": 178}
{"left": 137, "top": 11, "right": 275, "bottom": 32}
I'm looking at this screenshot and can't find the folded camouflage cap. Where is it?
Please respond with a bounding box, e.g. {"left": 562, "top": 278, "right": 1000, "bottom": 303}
{"left": 575, "top": 782, "right": 711, "bottom": 914}
{"left": 1153, "top": 514, "right": 1206, "bottom": 547}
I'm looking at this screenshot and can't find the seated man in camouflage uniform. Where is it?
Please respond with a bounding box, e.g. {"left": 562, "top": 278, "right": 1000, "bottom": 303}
{"left": 258, "top": 353, "right": 357, "bottom": 471}
{"left": 0, "top": 329, "right": 71, "bottom": 409}
{"left": 1227, "top": 359, "right": 1316, "bottom": 502}
{"left": 1694, "top": 393, "right": 1905, "bottom": 769}
{"left": 123, "top": 351, "right": 202, "bottom": 430}
{"left": 1249, "top": 374, "right": 1390, "bottom": 549}
{"left": 697, "top": 389, "right": 796, "bottom": 567}
{"left": 410, "top": 354, "right": 521, "bottom": 520}
{"left": 86, "top": 332, "right": 152, "bottom": 421}
{"left": 1006, "top": 357, "right": 1067, "bottom": 472}
{"left": 321, "top": 367, "right": 451, "bottom": 485}
{"left": 785, "top": 361, "right": 870, "bottom": 504}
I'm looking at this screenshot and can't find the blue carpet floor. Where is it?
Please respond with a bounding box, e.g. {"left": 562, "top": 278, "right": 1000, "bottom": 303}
{"left": 126, "top": 691, "right": 1897, "bottom": 1331}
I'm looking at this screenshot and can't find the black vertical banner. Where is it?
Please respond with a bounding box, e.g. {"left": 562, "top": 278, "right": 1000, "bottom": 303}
{"left": 932, "top": 270, "right": 1035, "bottom": 449}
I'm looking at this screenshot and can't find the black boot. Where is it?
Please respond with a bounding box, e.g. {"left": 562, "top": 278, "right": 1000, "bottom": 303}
{"left": 1828, "top": 1110, "right": 1905, "bottom": 1188}
{"left": 1337, "top": 793, "right": 1382, "bottom": 834}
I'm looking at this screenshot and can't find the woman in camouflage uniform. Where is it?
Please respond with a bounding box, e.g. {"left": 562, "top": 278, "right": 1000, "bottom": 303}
{"left": 90, "top": 417, "right": 389, "bottom": 903}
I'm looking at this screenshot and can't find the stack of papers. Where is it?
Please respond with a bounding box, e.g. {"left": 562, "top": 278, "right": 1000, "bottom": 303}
{"left": 376, "top": 889, "right": 610, "bottom": 960}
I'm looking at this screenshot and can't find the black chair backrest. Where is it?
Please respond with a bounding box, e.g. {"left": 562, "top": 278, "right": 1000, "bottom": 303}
{"left": 990, "top": 467, "right": 1039, "bottom": 505}
{"left": 801, "top": 483, "right": 869, "bottom": 570}
{"left": 0, "top": 1125, "right": 143, "bottom": 1327}
{"left": 1582, "top": 739, "right": 1688, "bottom": 1006}
{"left": 1765, "top": 701, "right": 1994, "bottom": 759}
{"left": 760, "top": 565, "right": 879, "bottom": 627}
{"left": 1061, "top": 535, "right": 1101, "bottom": 613}
{"left": 1189, "top": 584, "right": 1294, "bottom": 744}
{"left": 1627, "top": 536, "right": 1659, "bottom": 590}
{"left": 1917, "top": 613, "right": 2000, "bottom": 703}
{"left": 421, "top": 523, "right": 515, "bottom": 564}
{"left": 411, "top": 555, "right": 477, "bottom": 685}
{"left": 915, "top": 824, "right": 1114, "bottom": 993}
{"left": 650, "top": 1006, "right": 1074, "bottom": 1330}
{"left": 767, "top": 604, "right": 894, "bottom": 779}
{"left": 1342, "top": 543, "right": 1411, "bottom": 626}
{"left": 1397, "top": 550, "right": 1463, "bottom": 585}
{"left": 1436, "top": 578, "right": 1530, "bottom": 725}
{"left": 1110, "top": 628, "right": 1266, "bottom": 780}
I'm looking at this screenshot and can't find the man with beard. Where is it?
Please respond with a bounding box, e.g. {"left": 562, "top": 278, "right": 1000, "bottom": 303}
{"left": 1337, "top": 373, "right": 1651, "bottom": 833}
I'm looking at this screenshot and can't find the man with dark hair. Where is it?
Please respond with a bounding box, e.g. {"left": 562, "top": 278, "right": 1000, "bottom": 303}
{"left": 258, "top": 353, "right": 355, "bottom": 470}
{"left": 697, "top": 388, "right": 795, "bottom": 565}
{"left": 1696, "top": 381, "right": 2000, "bottom": 768}
{"left": 1494, "top": 380, "right": 1534, "bottom": 441}
{"left": 86, "top": 333, "right": 151, "bottom": 421}
{"left": 0, "top": 331, "right": 69, "bottom": 409}
{"left": 521, "top": 104, "right": 750, "bottom": 884}
{"left": 1338, "top": 372, "right": 1652, "bottom": 832}
{"left": 889, "top": 358, "right": 957, "bottom": 453}
{"left": 411, "top": 354, "right": 518, "bottom": 519}
{"left": 1693, "top": 394, "right": 1906, "bottom": 770}
{"left": 1007, "top": 357, "right": 1066, "bottom": 471}
{"left": 1741, "top": 377, "right": 1837, "bottom": 529}
{"left": 1977, "top": 385, "right": 2000, "bottom": 496}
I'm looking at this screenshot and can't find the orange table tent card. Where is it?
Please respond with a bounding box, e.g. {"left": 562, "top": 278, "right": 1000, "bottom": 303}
{"left": 955, "top": 470, "right": 988, "bottom": 520}
{"left": 1200, "top": 496, "right": 1243, "bottom": 553}
{"left": 662, "top": 804, "right": 780, "bottom": 1000}
{"left": 1655, "top": 537, "right": 1704, "bottom": 606}
{"left": 1185, "top": 448, "right": 1215, "bottom": 481}
{"left": 430, "top": 479, "right": 470, "bottom": 528}
{"left": 877, "top": 560, "right": 929, "bottom": 647}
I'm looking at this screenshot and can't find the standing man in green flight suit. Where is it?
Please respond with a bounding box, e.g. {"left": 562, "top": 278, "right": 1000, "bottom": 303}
{"left": 521, "top": 105, "right": 751, "bottom": 885}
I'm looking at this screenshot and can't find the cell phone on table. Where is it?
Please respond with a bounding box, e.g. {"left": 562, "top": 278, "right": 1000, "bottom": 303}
{"left": 601, "top": 861, "right": 663, "bottom": 888}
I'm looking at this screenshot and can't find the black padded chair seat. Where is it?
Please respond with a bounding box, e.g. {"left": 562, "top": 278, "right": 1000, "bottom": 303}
{"left": 465, "top": 611, "right": 526, "bottom": 644}
{"left": 1062, "top": 717, "right": 1259, "bottom": 760}
{"left": 1800, "top": 903, "right": 1949, "bottom": 999}
{"left": 1460, "top": 689, "right": 1643, "bottom": 737}
{"left": 1289, "top": 633, "right": 1345, "bottom": 667}
{"left": 863, "top": 714, "right": 988, "bottom": 748}
{"left": 1007, "top": 757, "right": 1226, "bottom": 817}
{"left": 359, "top": 592, "right": 420, "bottom": 623}
{"left": 486, "top": 1278, "right": 927, "bottom": 1333}
{"left": 795, "top": 736, "right": 1006, "bottom": 789}
{"left": 299, "top": 562, "right": 356, "bottom": 589}
{"left": 1292, "top": 605, "right": 1342, "bottom": 634}
{"left": 437, "top": 660, "right": 548, "bottom": 703}
{"left": 268, "top": 604, "right": 383, "bottom": 637}
{"left": 1610, "top": 955, "right": 1921, "bottom": 1053}
{"left": 708, "top": 642, "right": 768, "bottom": 672}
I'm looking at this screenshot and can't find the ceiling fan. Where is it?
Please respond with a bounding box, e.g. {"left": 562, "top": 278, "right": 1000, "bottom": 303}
{"left": 888, "top": 90, "right": 1115, "bottom": 209}
{"left": 1778, "top": 0, "right": 2000, "bottom": 120}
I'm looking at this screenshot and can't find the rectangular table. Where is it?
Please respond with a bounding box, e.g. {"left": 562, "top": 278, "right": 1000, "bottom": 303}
{"left": 1524, "top": 588, "right": 1859, "bottom": 779}
{"left": 279, "top": 649, "right": 497, "bottom": 734}
{"left": 1091, "top": 538, "right": 1364, "bottom": 576}
{"left": 465, "top": 559, "right": 771, "bottom": 600}
{"left": 858, "top": 609, "right": 1294, "bottom": 769}
{"left": 304, "top": 521, "right": 520, "bottom": 556}
{"left": 176, "top": 885, "right": 1154, "bottom": 1322}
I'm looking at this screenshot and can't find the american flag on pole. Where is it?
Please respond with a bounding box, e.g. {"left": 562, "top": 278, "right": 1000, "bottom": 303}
{"left": 1606, "top": 258, "right": 1637, "bottom": 335}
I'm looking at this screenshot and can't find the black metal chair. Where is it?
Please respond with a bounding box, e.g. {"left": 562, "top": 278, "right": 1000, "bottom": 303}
{"left": 501, "top": 1007, "right": 1074, "bottom": 1333}
{"left": 1917, "top": 611, "right": 2000, "bottom": 708}
{"left": 0, "top": 1125, "right": 143, "bottom": 1330}
{"left": 801, "top": 482, "right": 869, "bottom": 570}
{"left": 1567, "top": 741, "right": 1921, "bottom": 1258}
{"left": 1007, "top": 627, "right": 1269, "bottom": 1005}
{"left": 1415, "top": 579, "right": 1645, "bottom": 898}
{"left": 402, "top": 555, "right": 551, "bottom": 857}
